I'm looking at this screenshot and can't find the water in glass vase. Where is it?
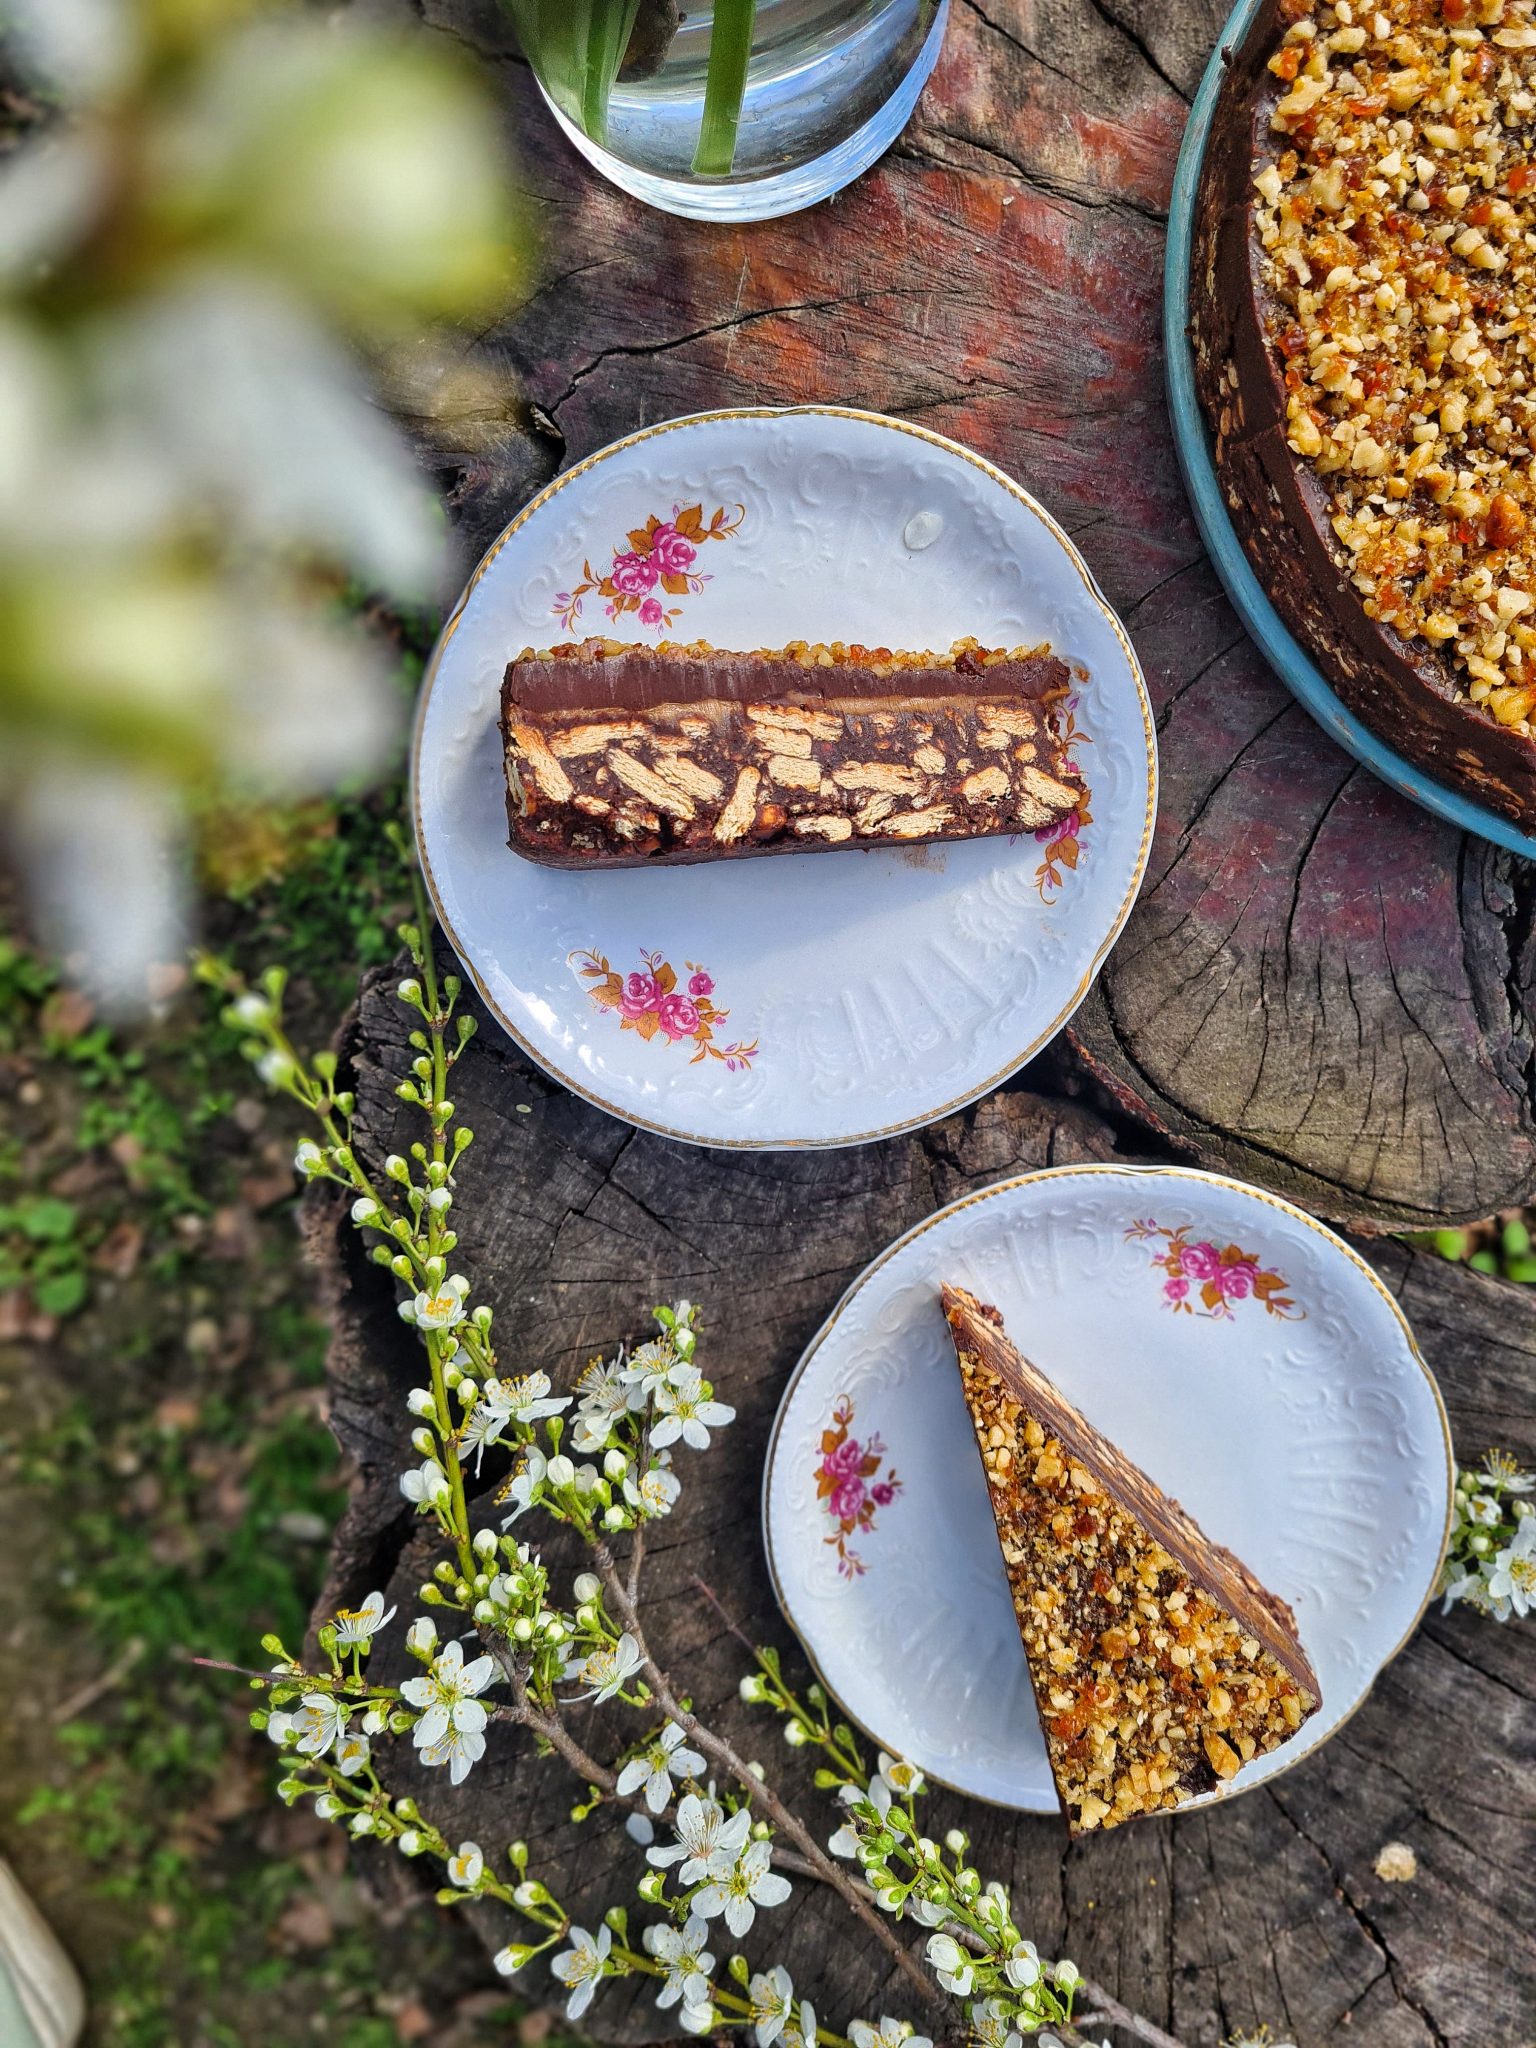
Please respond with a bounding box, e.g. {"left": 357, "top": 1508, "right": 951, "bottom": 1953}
{"left": 507, "top": 0, "right": 948, "bottom": 222}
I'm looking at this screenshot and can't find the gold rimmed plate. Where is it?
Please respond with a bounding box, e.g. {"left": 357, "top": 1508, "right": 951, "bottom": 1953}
{"left": 412, "top": 407, "right": 1156, "bottom": 1148}
{"left": 762, "top": 1164, "right": 1453, "bottom": 1811}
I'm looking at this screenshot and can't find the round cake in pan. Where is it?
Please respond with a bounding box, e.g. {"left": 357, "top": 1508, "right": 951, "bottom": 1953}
{"left": 1192, "top": 0, "right": 1536, "bottom": 824}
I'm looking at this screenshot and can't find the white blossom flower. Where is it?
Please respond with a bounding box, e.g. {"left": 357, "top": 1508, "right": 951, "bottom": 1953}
{"left": 749, "top": 1966, "right": 796, "bottom": 2048}
{"left": 406, "top": 1616, "right": 437, "bottom": 1657}
{"left": 694, "top": 1836, "right": 792, "bottom": 1937}
{"left": 904, "top": 1896, "right": 948, "bottom": 1926}
{"left": 783, "top": 2000, "right": 819, "bottom": 2048}
{"left": 644, "top": 1914, "right": 714, "bottom": 2010}
{"left": 562, "top": 1632, "right": 641, "bottom": 1703}
{"left": 850, "top": 2020, "right": 929, "bottom": 2048}
{"left": 291, "top": 1691, "right": 346, "bottom": 1758}
{"left": 625, "top": 1462, "right": 682, "bottom": 1519}
{"left": 1053, "top": 1959, "right": 1080, "bottom": 1991}
{"left": 294, "top": 1139, "right": 324, "bottom": 1175}
{"left": 400, "top": 1456, "right": 449, "bottom": 1507}
{"left": 572, "top": 1356, "right": 634, "bottom": 1451}
{"left": 650, "top": 1368, "right": 735, "bottom": 1451}
{"left": 499, "top": 1447, "right": 546, "bottom": 1524}
{"left": 648, "top": 1794, "right": 750, "bottom": 1884}
{"left": 264, "top": 1709, "right": 295, "bottom": 1746}
{"left": 1467, "top": 1494, "right": 1502, "bottom": 1527}
{"left": 417, "top": 1721, "right": 486, "bottom": 1784}
{"left": 331, "top": 1590, "right": 396, "bottom": 1649}
{"left": 1483, "top": 1450, "right": 1535, "bottom": 1494}
{"left": 681, "top": 2003, "right": 718, "bottom": 2035}
{"left": 620, "top": 1338, "right": 678, "bottom": 1408}
{"left": 351, "top": 1196, "right": 382, "bottom": 1224}
{"left": 1484, "top": 1514, "right": 1536, "bottom": 1617}
{"left": 231, "top": 992, "right": 271, "bottom": 1027}
{"left": 457, "top": 1372, "right": 569, "bottom": 1471}
{"left": 400, "top": 1639, "right": 497, "bottom": 1752}
{"left": 408, "top": 1274, "right": 470, "bottom": 1330}
{"left": 828, "top": 1780, "right": 866, "bottom": 1857}
{"left": 1441, "top": 1560, "right": 1483, "bottom": 1612}
{"left": 925, "top": 1934, "right": 974, "bottom": 1998}
{"left": 550, "top": 1923, "right": 611, "bottom": 2020}
{"left": 969, "top": 1998, "right": 1022, "bottom": 2048}
{"left": 447, "top": 1842, "right": 483, "bottom": 1888}
{"left": 616, "top": 1721, "right": 706, "bottom": 1813}
{"left": 1003, "top": 1940, "right": 1041, "bottom": 1988}
{"left": 362, "top": 1704, "right": 389, "bottom": 1736}
{"left": 335, "top": 1730, "right": 371, "bottom": 1777}
{"left": 877, "top": 1752, "right": 924, "bottom": 1800}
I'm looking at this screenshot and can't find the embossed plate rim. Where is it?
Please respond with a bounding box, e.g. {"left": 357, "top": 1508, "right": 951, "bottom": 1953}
{"left": 761, "top": 1162, "right": 1455, "bottom": 1814}
{"left": 411, "top": 404, "right": 1158, "bottom": 1149}
{"left": 1164, "top": 0, "right": 1536, "bottom": 859}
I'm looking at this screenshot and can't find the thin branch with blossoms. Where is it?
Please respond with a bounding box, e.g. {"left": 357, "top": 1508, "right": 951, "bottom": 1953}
{"left": 195, "top": 867, "right": 1195, "bottom": 2048}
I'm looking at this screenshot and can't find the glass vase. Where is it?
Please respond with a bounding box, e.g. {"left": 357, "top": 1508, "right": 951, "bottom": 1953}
{"left": 506, "top": 0, "right": 949, "bottom": 223}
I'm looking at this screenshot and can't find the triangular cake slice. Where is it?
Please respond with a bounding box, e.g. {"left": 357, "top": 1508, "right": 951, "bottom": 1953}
{"left": 942, "top": 1285, "right": 1320, "bottom": 1834}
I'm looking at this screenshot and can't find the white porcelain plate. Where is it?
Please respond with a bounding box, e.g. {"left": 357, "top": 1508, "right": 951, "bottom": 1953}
{"left": 763, "top": 1165, "right": 1453, "bottom": 1811}
{"left": 413, "top": 408, "right": 1156, "bottom": 1148}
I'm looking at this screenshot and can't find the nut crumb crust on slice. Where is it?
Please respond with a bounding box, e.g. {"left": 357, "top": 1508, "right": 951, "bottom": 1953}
{"left": 942, "top": 1285, "right": 1320, "bottom": 1835}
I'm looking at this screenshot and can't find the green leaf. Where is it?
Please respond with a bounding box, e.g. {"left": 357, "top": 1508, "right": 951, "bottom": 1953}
{"left": 33, "top": 1268, "right": 88, "bottom": 1317}
{"left": 15, "top": 1195, "right": 78, "bottom": 1242}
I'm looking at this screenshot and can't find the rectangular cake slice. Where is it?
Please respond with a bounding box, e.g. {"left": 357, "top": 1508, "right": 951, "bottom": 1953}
{"left": 500, "top": 637, "right": 1084, "bottom": 868}
{"left": 942, "top": 1284, "right": 1320, "bottom": 1834}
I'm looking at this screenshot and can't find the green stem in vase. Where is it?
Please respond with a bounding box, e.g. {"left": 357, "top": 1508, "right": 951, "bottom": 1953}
{"left": 580, "top": 0, "right": 643, "bottom": 146}
{"left": 692, "top": 0, "right": 757, "bottom": 177}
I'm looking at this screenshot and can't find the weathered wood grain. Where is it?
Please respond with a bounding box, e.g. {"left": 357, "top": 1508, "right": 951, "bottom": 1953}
{"left": 403, "top": 0, "right": 1536, "bottom": 1227}
{"left": 313, "top": 959, "right": 1535, "bottom": 2047}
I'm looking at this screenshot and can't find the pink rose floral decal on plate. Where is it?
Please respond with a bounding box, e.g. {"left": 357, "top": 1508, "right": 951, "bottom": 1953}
{"left": 1034, "top": 696, "right": 1093, "bottom": 903}
{"left": 553, "top": 501, "right": 745, "bottom": 634}
{"left": 570, "top": 948, "right": 758, "bottom": 1070}
{"left": 816, "top": 1395, "right": 902, "bottom": 1579}
{"left": 1125, "top": 1220, "right": 1303, "bottom": 1322}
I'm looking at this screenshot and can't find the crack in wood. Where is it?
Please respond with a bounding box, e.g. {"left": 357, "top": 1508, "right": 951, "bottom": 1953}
{"left": 1263, "top": 1789, "right": 1449, "bottom": 2048}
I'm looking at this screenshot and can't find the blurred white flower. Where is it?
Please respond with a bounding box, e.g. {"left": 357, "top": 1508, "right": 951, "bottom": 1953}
{"left": 0, "top": 0, "right": 523, "bottom": 1009}
{"left": 2, "top": 0, "right": 135, "bottom": 101}
{"left": 101, "top": 274, "right": 444, "bottom": 596}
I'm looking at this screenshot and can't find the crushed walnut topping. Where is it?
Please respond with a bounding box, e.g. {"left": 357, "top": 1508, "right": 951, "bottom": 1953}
{"left": 954, "top": 1347, "right": 1316, "bottom": 1834}
{"left": 1254, "top": 0, "right": 1536, "bottom": 730}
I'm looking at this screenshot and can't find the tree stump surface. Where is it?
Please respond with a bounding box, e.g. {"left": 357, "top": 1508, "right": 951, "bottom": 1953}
{"left": 312, "top": 957, "right": 1535, "bottom": 2048}
{"left": 316, "top": 2, "right": 1536, "bottom": 2039}
{"left": 409, "top": 0, "right": 1536, "bottom": 1230}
